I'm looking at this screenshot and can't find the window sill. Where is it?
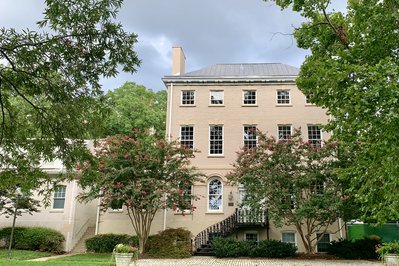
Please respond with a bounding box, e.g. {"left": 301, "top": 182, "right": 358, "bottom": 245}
{"left": 109, "top": 210, "right": 123, "bottom": 213}
{"left": 49, "top": 209, "right": 64, "bottom": 213}
{"left": 208, "top": 105, "right": 225, "bottom": 107}
{"left": 275, "top": 104, "right": 293, "bottom": 107}
{"left": 174, "top": 211, "right": 193, "bottom": 215}
{"left": 207, "top": 155, "right": 224, "bottom": 158}
{"left": 305, "top": 104, "right": 316, "bottom": 106}
{"left": 180, "top": 105, "right": 196, "bottom": 107}
{"left": 205, "top": 211, "right": 224, "bottom": 215}
{"left": 242, "top": 104, "right": 258, "bottom": 107}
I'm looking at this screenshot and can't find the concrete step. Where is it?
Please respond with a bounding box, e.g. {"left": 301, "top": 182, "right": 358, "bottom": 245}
{"left": 71, "top": 226, "right": 96, "bottom": 254}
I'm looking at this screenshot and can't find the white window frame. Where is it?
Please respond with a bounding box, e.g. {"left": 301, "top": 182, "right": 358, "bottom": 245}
{"left": 307, "top": 125, "right": 322, "bottom": 148}
{"left": 245, "top": 231, "right": 259, "bottom": 242}
{"left": 277, "top": 124, "right": 292, "bottom": 140}
{"left": 209, "top": 90, "right": 224, "bottom": 105}
{"left": 209, "top": 125, "right": 224, "bottom": 155}
{"left": 281, "top": 231, "right": 297, "bottom": 246}
{"left": 242, "top": 90, "right": 257, "bottom": 105}
{"left": 316, "top": 233, "right": 331, "bottom": 253}
{"left": 110, "top": 199, "right": 124, "bottom": 212}
{"left": 181, "top": 90, "right": 195, "bottom": 105}
{"left": 276, "top": 90, "right": 291, "bottom": 105}
{"left": 207, "top": 178, "right": 223, "bottom": 212}
{"left": 176, "top": 183, "right": 193, "bottom": 213}
{"left": 305, "top": 94, "right": 315, "bottom": 105}
{"left": 52, "top": 185, "right": 66, "bottom": 210}
{"left": 243, "top": 125, "right": 257, "bottom": 149}
{"left": 180, "top": 125, "right": 194, "bottom": 150}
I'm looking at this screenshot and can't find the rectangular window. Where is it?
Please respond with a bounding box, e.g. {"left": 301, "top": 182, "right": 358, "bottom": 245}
{"left": 282, "top": 232, "right": 296, "bottom": 246}
{"left": 209, "top": 125, "right": 223, "bottom": 155}
{"left": 306, "top": 94, "right": 314, "bottom": 104}
{"left": 178, "top": 182, "right": 192, "bottom": 211}
{"left": 53, "top": 186, "right": 66, "bottom": 209}
{"left": 278, "top": 125, "right": 292, "bottom": 140}
{"left": 308, "top": 125, "right": 322, "bottom": 148}
{"left": 277, "top": 90, "right": 291, "bottom": 105}
{"left": 245, "top": 232, "right": 259, "bottom": 242}
{"left": 180, "top": 126, "right": 194, "bottom": 149}
{"left": 243, "top": 90, "right": 256, "bottom": 105}
{"left": 210, "top": 90, "right": 224, "bottom": 105}
{"left": 243, "top": 126, "right": 257, "bottom": 149}
{"left": 181, "top": 90, "right": 195, "bottom": 105}
{"left": 317, "top": 233, "right": 331, "bottom": 252}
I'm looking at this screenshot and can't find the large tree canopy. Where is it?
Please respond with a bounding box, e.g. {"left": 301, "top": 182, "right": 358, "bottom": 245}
{"left": 0, "top": 0, "right": 140, "bottom": 204}
{"left": 228, "top": 129, "right": 345, "bottom": 254}
{"left": 78, "top": 130, "right": 202, "bottom": 253}
{"left": 103, "top": 82, "right": 167, "bottom": 137}
{"left": 266, "top": 0, "right": 399, "bottom": 222}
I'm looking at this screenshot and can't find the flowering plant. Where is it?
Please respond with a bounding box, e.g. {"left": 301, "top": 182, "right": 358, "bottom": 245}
{"left": 113, "top": 243, "right": 139, "bottom": 254}
{"left": 376, "top": 241, "right": 399, "bottom": 256}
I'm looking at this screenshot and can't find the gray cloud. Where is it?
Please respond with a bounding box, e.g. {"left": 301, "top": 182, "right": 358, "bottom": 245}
{"left": 1, "top": 0, "right": 347, "bottom": 92}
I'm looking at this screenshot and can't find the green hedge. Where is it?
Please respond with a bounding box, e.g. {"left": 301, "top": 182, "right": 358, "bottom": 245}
{"left": 0, "top": 227, "right": 65, "bottom": 253}
{"left": 327, "top": 237, "right": 381, "bottom": 260}
{"left": 146, "top": 228, "right": 192, "bottom": 258}
{"left": 85, "top": 234, "right": 139, "bottom": 253}
{"left": 211, "top": 238, "right": 297, "bottom": 258}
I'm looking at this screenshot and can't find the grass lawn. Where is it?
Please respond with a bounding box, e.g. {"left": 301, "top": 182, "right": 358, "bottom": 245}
{"left": 0, "top": 250, "right": 116, "bottom": 265}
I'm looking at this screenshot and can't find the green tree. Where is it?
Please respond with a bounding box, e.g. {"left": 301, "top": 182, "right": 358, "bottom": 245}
{"left": 103, "top": 82, "right": 167, "bottom": 136}
{"left": 0, "top": 0, "right": 140, "bottom": 210}
{"left": 228, "top": 129, "right": 345, "bottom": 254}
{"left": 265, "top": 0, "right": 399, "bottom": 223}
{"left": 78, "top": 130, "right": 202, "bottom": 253}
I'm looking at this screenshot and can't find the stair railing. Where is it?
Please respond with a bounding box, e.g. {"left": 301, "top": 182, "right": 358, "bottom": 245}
{"left": 193, "top": 210, "right": 238, "bottom": 251}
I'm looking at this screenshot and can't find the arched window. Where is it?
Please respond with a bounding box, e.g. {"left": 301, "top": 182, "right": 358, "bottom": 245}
{"left": 208, "top": 178, "right": 223, "bottom": 211}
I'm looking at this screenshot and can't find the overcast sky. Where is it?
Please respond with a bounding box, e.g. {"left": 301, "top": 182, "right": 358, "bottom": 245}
{"left": 0, "top": 0, "right": 347, "bottom": 92}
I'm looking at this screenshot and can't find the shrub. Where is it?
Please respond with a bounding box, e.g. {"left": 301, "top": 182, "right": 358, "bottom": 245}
{"left": 327, "top": 237, "right": 381, "bottom": 260}
{"left": 85, "top": 234, "right": 139, "bottom": 253}
{"left": 211, "top": 237, "right": 254, "bottom": 257}
{"left": 249, "top": 239, "right": 297, "bottom": 258}
{"left": 0, "top": 227, "right": 65, "bottom": 253}
{"left": 145, "top": 228, "right": 192, "bottom": 258}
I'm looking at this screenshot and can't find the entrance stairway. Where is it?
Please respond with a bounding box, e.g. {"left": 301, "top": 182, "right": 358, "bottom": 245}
{"left": 71, "top": 226, "right": 95, "bottom": 254}
{"left": 194, "top": 208, "right": 268, "bottom": 256}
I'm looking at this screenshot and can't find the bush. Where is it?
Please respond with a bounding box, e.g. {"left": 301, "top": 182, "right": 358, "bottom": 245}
{"left": 327, "top": 237, "right": 381, "bottom": 260}
{"left": 85, "top": 234, "right": 139, "bottom": 253}
{"left": 211, "top": 237, "right": 254, "bottom": 257}
{"left": 0, "top": 227, "right": 65, "bottom": 253}
{"left": 250, "top": 239, "right": 297, "bottom": 258}
{"left": 145, "top": 228, "right": 192, "bottom": 258}
{"left": 211, "top": 238, "right": 296, "bottom": 258}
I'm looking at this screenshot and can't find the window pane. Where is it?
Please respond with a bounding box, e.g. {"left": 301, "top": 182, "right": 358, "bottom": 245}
{"left": 278, "top": 125, "right": 292, "bottom": 140}
{"left": 180, "top": 126, "right": 194, "bottom": 149}
{"left": 53, "top": 186, "right": 66, "bottom": 209}
{"left": 308, "top": 125, "right": 322, "bottom": 148}
{"left": 245, "top": 233, "right": 258, "bottom": 242}
{"left": 317, "top": 233, "right": 330, "bottom": 252}
{"left": 210, "top": 91, "right": 224, "bottom": 105}
{"left": 182, "top": 91, "right": 195, "bottom": 105}
{"left": 282, "top": 232, "right": 295, "bottom": 245}
{"left": 244, "top": 126, "right": 257, "bottom": 148}
{"left": 208, "top": 179, "right": 222, "bottom": 211}
{"left": 243, "top": 90, "right": 256, "bottom": 105}
{"left": 210, "top": 125, "right": 223, "bottom": 154}
{"left": 277, "top": 90, "right": 290, "bottom": 104}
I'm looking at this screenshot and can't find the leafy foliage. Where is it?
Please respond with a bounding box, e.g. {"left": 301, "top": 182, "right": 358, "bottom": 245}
{"left": 103, "top": 82, "right": 167, "bottom": 136}
{"left": 0, "top": 227, "right": 65, "bottom": 253}
{"left": 78, "top": 129, "right": 203, "bottom": 253}
{"left": 211, "top": 238, "right": 297, "bottom": 258}
{"left": 228, "top": 129, "right": 345, "bottom": 253}
{"left": 85, "top": 234, "right": 139, "bottom": 253}
{"left": 0, "top": 0, "right": 140, "bottom": 211}
{"left": 265, "top": 0, "right": 399, "bottom": 223}
{"left": 146, "top": 228, "right": 192, "bottom": 258}
{"left": 328, "top": 237, "right": 381, "bottom": 260}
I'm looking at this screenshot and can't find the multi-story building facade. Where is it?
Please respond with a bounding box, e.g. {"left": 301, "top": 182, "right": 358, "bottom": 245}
{"left": 158, "top": 47, "right": 342, "bottom": 253}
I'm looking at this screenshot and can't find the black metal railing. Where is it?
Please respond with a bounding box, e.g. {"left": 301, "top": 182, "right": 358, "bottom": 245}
{"left": 193, "top": 208, "right": 268, "bottom": 251}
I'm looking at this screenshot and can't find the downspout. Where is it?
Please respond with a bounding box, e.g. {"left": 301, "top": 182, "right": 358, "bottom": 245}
{"left": 163, "top": 82, "right": 173, "bottom": 230}
{"left": 95, "top": 197, "right": 101, "bottom": 235}
{"left": 67, "top": 180, "right": 77, "bottom": 251}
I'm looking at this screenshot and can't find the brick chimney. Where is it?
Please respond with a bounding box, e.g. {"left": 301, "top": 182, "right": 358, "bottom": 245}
{"left": 172, "top": 46, "right": 185, "bottom": 75}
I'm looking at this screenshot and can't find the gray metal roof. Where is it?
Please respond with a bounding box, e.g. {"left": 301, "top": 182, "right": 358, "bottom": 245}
{"left": 182, "top": 63, "right": 299, "bottom": 77}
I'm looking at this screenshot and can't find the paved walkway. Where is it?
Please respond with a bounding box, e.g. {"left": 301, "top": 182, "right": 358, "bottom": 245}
{"left": 134, "top": 256, "right": 380, "bottom": 266}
